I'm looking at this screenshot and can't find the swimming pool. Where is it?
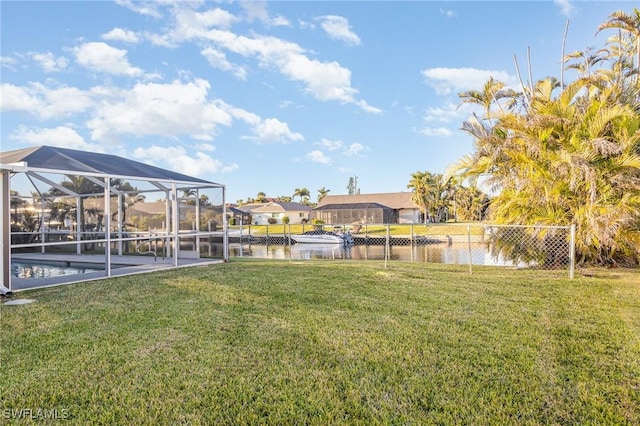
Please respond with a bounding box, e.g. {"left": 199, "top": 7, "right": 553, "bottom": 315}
{"left": 11, "top": 262, "right": 104, "bottom": 279}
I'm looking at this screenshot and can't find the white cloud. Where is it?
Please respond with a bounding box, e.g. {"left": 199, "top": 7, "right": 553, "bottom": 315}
{"left": 173, "top": 7, "right": 238, "bottom": 40}
{"left": 239, "top": 0, "right": 289, "bottom": 26}
{"left": 421, "top": 67, "right": 514, "bottom": 96}
{"left": 423, "top": 102, "right": 471, "bottom": 123}
{"left": 421, "top": 127, "right": 453, "bottom": 137}
{"left": 240, "top": 0, "right": 268, "bottom": 22}
{"left": 213, "top": 100, "right": 302, "bottom": 144}
{"left": 201, "top": 47, "right": 247, "bottom": 80}
{"left": 114, "top": 0, "right": 162, "bottom": 18}
{"left": 316, "top": 15, "right": 361, "bottom": 46}
{"left": 0, "top": 83, "right": 92, "bottom": 119}
{"left": 554, "top": 0, "right": 573, "bottom": 17}
{"left": 306, "top": 150, "right": 330, "bottom": 164}
{"left": 157, "top": 13, "right": 380, "bottom": 113}
{"left": 133, "top": 145, "right": 238, "bottom": 176}
{"left": 343, "top": 143, "right": 366, "bottom": 157}
{"left": 269, "top": 15, "right": 291, "bottom": 27}
{"left": 195, "top": 143, "right": 216, "bottom": 152}
{"left": 145, "top": 31, "right": 176, "bottom": 48}
{"left": 354, "top": 99, "right": 382, "bottom": 114}
{"left": 1, "top": 56, "right": 18, "bottom": 71}
{"left": 439, "top": 8, "right": 456, "bottom": 18}
{"left": 102, "top": 28, "right": 141, "bottom": 43}
{"left": 87, "top": 79, "right": 232, "bottom": 143}
{"left": 30, "top": 52, "right": 68, "bottom": 72}
{"left": 298, "top": 20, "right": 315, "bottom": 30}
{"left": 319, "top": 138, "right": 343, "bottom": 151}
{"left": 10, "top": 125, "right": 103, "bottom": 152}
{"left": 251, "top": 118, "right": 304, "bottom": 143}
{"left": 74, "top": 42, "right": 143, "bottom": 76}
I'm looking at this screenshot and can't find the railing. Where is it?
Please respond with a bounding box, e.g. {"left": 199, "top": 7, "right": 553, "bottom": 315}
{"left": 135, "top": 235, "right": 166, "bottom": 262}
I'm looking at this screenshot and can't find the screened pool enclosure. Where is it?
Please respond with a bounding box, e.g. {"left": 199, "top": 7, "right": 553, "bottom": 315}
{"left": 1, "top": 146, "right": 227, "bottom": 291}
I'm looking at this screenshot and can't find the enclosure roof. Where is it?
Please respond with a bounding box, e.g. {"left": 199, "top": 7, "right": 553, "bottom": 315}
{"left": 315, "top": 192, "right": 419, "bottom": 209}
{"left": 313, "top": 202, "right": 391, "bottom": 211}
{"left": 0, "top": 145, "right": 219, "bottom": 186}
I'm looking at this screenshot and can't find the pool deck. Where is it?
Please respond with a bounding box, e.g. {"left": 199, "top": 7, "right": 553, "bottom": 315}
{"left": 9, "top": 253, "right": 224, "bottom": 292}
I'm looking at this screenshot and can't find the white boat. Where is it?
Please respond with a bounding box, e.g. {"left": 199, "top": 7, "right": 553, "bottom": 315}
{"left": 291, "top": 231, "right": 350, "bottom": 244}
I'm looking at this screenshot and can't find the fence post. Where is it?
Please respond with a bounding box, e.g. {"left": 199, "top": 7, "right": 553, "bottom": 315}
{"left": 467, "top": 223, "right": 472, "bottom": 274}
{"left": 569, "top": 224, "right": 576, "bottom": 280}
{"left": 384, "top": 224, "right": 390, "bottom": 268}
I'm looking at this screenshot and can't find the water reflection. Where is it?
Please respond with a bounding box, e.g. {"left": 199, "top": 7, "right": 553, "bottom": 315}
{"left": 12, "top": 262, "right": 102, "bottom": 278}
{"left": 224, "top": 242, "right": 522, "bottom": 267}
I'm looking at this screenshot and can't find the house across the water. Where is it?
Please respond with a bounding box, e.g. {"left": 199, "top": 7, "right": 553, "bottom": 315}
{"left": 311, "top": 192, "right": 422, "bottom": 224}
{"left": 231, "top": 201, "right": 311, "bottom": 225}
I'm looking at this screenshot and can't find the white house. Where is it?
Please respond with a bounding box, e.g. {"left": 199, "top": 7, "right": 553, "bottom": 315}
{"left": 243, "top": 201, "right": 311, "bottom": 225}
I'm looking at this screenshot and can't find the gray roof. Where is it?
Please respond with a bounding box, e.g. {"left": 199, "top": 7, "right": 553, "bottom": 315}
{"left": 313, "top": 202, "right": 390, "bottom": 211}
{"left": 315, "top": 192, "right": 420, "bottom": 210}
{"left": 0, "top": 145, "right": 219, "bottom": 186}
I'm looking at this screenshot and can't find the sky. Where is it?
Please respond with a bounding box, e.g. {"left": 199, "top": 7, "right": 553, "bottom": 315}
{"left": 0, "top": 0, "right": 634, "bottom": 204}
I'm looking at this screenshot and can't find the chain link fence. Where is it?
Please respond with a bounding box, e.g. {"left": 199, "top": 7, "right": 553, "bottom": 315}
{"left": 225, "top": 223, "right": 576, "bottom": 278}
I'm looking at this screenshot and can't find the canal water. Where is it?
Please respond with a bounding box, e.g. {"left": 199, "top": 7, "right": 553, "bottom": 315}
{"left": 225, "top": 242, "right": 523, "bottom": 267}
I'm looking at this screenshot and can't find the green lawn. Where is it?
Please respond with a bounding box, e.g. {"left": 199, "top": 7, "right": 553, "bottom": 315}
{"left": 1, "top": 260, "right": 639, "bottom": 424}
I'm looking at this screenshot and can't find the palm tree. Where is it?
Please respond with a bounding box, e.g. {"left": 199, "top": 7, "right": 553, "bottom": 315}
{"left": 450, "top": 9, "right": 640, "bottom": 265}
{"left": 564, "top": 46, "right": 608, "bottom": 79}
{"left": 293, "top": 188, "right": 310, "bottom": 203}
{"left": 46, "top": 176, "right": 102, "bottom": 233}
{"left": 407, "top": 171, "right": 447, "bottom": 223}
{"left": 458, "top": 76, "right": 519, "bottom": 124}
{"left": 256, "top": 192, "right": 267, "bottom": 203}
{"left": 120, "top": 192, "right": 145, "bottom": 228}
{"left": 455, "top": 73, "right": 640, "bottom": 265}
{"left": 597, "top": 8, "right": 640, "bottom": 80}
{"left": 317, "top": 187, "right": 330, "bottom": 202}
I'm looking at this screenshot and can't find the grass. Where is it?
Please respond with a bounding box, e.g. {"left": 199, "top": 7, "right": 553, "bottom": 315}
{"left": 1, "top": 260, "right": 639, "bottom": 424}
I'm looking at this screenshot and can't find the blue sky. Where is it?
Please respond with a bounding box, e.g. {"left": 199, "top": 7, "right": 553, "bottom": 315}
{"left": 0, "top": 0, "right": 633, "bottom": 203}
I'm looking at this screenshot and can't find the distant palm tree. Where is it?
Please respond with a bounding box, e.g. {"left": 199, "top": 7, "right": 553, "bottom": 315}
{"left": 317, "top": 187, "right": 330, "bottom": 202}
{"left": 47, "top": 176, "right": 102, "bottom": 234}
{"left": 407, "top": 171, "right": 446, "bottom": 223}
{"left": 293, "top": 188, "right": 310, "bottom": 203}
{"left": 256, "top": 192, "right": 267, "bottom": 203}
